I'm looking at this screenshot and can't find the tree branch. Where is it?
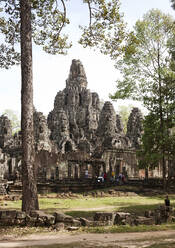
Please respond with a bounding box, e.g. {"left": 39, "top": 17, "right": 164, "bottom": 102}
{"left": 87, "top": 0, "right": 92, "bottom": 30}
{"left": 57, "top": 0, "right": 67, "bottom": 37}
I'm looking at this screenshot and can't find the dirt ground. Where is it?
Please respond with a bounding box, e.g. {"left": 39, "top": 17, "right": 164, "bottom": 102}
{"left": 1, "top": 230, "right": 175, "bottom": 248}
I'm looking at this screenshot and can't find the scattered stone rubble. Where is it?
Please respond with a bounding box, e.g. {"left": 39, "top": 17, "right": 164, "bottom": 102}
{"left": 0, "top": 205, "right": 174, "bottom": 228}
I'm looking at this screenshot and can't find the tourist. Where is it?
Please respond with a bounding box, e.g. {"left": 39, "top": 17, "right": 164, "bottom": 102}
{"left": 85, "top": 169, "right": 88, "bottom": 179}
{"left": 165, "top": 195, "right": 170, "bottom": 211}
{"left": 115, "top": 176, "right": 119, "bottom": 185}
{"left": 119, "top": 173, "right": 122, "bottom": 182}
{"left": 111, "top": 171, "right": 115, "bottom": 182}
{"left": 122, "top": 174, "right": 125, "bottom": 184}
{"left": 103, "top": 172, "right": 107, "bottom": 181}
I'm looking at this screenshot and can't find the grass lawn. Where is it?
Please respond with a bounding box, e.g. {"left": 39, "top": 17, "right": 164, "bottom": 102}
{"left": 2, "top": 188, "right": 175, "bottom": 217}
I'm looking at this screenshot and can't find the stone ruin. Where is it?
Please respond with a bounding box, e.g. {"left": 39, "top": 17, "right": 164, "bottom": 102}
{"left": 0, "top": 203, "right": 174, "bottom": 228}
{"left": 0, "top": 59, "right": 144, "bottom": 189}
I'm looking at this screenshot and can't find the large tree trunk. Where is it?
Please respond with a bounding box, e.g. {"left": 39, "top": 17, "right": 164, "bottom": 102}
{"left": 20, "top": 0, "right": 39, "bottom": 212}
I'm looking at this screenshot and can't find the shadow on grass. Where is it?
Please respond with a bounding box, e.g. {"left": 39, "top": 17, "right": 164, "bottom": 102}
{"left": 116, "top": 203, "right": 161, "bottom": 215}
{"left": 66, "top": 210, "right": 96, "bottom": 219}
{"left": 63, "top": 203, "right": 161, "bottom": 218}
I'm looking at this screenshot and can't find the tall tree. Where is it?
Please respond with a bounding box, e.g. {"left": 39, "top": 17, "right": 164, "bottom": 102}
{"left": 137, "top": 113, "right": 165, "bottom": 180}
{"left": 20, "top": 0, "right": 38, "bottom": 212}
{"left": 109, "top": 9, "right": 175, "bottom": 186}
{"left": 0, "top": 0, "right": 125, "bottom": 212}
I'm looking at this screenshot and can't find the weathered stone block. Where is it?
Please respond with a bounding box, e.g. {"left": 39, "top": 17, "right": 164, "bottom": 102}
{"left": 94, "top": 212, "right": 116, "bottom": 226}
{"left": 36, "top": 218, "right": 45, "bottom": 227}
{"left": 30, "top": 210, "right": 45, "bottom": 218}
{"left": 67, "top": 226, "right": 80, "bottom": 231}
{"left": 93, "top": 221, "right": 109, "bottom": 226}
{"left": 53, "top": 222, "right": 65, "bottom": 231}
{"left": 45, "top": 214, "right": 55, "bottom": 226}
{"left": 26, "top": 215, "right": 37, "bottom": 227}
{"left": 0, "top": 210, "right": 16, "bottom": 219}
{"left": 14, "top": 218, "right": 26, "bottom": 226}
{"left": 0, "top": 218, "right": 15, "bottom": 226}
{"left": 79, "top": 217, "right": 91, "bottom": 226}
{"left": 53, "top": 212, "right": 73, "bottom": 223}
{"left": 68, "top": 219, "right": 81, "bottom": 227}
{"left": 136, "top": 216, "right": 154, "bottom": 225}
{"left": 16, "top": 211, "right": 26, "bottom": 219}
{"left": 114, "top": 212, "right": 131, "bottom": 225}
{"left": 94, "top": 212, "right": 115, "bottom": 222}
{"left": 29, "top": 211, "right": 55, "bottom": 226}
{"left": 144, "top": 210, "right": 154, "bottom": 218}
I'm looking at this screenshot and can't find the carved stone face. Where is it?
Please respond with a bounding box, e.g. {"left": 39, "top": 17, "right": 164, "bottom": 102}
{"left": 112, "top": 138, "right": 122, "bottom": 148}
{"left": 58, "top": 112, "right": 69, "bottom": 133}
{"left": 70, "top": 60, "right": 86, "bottom": 80}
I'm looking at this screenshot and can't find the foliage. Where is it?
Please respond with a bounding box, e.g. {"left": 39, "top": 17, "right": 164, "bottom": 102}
{"left": 0, "top": 0, "right": 125, "bottom": 67}
{"left": 0, "top": 0, "right": 71, "bottom": 60}
{"left": 137, "top": 114, "right": 165, "bottom": 170}
{"left": 171, "top": 0, "right": 175, "bottom": 10}
{"left": 109, "top": 9, "right": 175, "bottom": 181}
{"left": 137, "top": 73, "right": 175, "bottom": 176}
{"left": 117, "top": 105, "right": 133, "bottom": 133}
{"left": 0, "top": 7, "right": 20, "bottom": 68}
{"left": 0, "top": 44, "right": 20, "bottom": 69}
{"left": 110, "top": 9, "right": 175, "bottom": 104}
{"left": 79, "top": 0, "right": 126, "bottom": 55}
{"left": 2, "top": 109, "right": 20, "bottom": 134}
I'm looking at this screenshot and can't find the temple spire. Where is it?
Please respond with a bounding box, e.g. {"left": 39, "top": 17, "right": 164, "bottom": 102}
{"left": 66, "top": 59, "right": 88, "bottom": 89}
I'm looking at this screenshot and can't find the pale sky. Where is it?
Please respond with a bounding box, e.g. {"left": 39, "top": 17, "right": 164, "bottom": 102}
{"left": 0, "top": 0, "right": 174, "bottom": 117}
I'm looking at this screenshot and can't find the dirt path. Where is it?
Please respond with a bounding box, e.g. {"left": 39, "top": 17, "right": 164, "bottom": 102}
{"left": 1, "top": 230, "right": 175, "bottom": 248}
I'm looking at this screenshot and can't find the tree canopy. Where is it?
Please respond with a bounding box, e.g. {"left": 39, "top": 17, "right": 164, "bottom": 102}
{"left": 117, "top": 105, "right": 133, "bottom": 133}
{"left": 171, "top": 0, "right": 175, "bottom": 10}
{"left": 0, "top": 0, "right": 125, "bottom": 67}
{"left": 110, "top": 9, "right": 175, "bottom": 106}
{"left": 110, "top": 9, "right": 175, "bottom": 186}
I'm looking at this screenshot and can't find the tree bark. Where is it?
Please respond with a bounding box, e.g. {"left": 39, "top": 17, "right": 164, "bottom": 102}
{"left": 20, "top": 0, "right": 39, "bottom": 212}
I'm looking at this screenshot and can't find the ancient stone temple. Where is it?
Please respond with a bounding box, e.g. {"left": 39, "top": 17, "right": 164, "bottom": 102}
{"left": 0, "top": 59, "right": 144, "bottom": 185}
{"left": 47, "top": 59, "right": 101, "bottom": 154}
